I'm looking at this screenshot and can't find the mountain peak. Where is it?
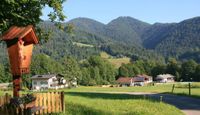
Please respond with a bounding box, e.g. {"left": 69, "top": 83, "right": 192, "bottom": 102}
{"left": 108, "top": 16, "right": 150, "bottom": 26}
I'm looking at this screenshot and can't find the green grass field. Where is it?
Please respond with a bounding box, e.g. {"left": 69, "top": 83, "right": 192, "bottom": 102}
{"left": 2, "top": 82, "right": 200, "bottom": 115}
{"left": 65, "top": 83, "right": 200, "bottom": 97}
{"left": 64, "top": 83, "right": 199, "bottom": 114}
{"left": 65, "top": 92, "right": 183, "bottom": 115}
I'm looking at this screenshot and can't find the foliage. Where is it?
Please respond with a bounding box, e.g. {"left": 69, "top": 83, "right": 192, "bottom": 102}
{"left": 80, "top": 56, "right": 116, "bottom": 85}
{"left": 59, "top": 56, "right": 82, "bottom": 82}
{"left": 143, "top": 17, "right": 200, "bottom": 62}
{"left": 0, "top": 0, "right": 66, "bottom": 33}
{"left": 30, "top": 54, "right": 63, "bottom": 75}
{"left": 166, "top": 58, "right": 181, "bottom": 81}
{"left": 181, "top": 60, "right": 198, "bottom": 81}
{"left": 0, "top": 64, "right": 5, "bottom": 82}
{"left": 10, "top": 94, "right": 36, "bottom": 108}
{"left": 118, "top": 60, "right": 156, "bottom": 77}
{"left": 194, "top": 65, "right": 200, "bottom": 81}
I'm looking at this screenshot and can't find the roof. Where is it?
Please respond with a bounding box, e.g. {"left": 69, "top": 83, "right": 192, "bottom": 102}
{"left": 31, "top": 74, "right": 64, "bottom": 80}
{"left": 1, "top": 25, "right": 38, "bottom": 44}
{"left": 116, "top": 77, "right": 134, "bottom": 83}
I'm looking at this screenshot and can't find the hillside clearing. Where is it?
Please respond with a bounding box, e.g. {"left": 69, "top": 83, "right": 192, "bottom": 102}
{"left": 100, "top": 52, "right": 131, "bottom": 68}
{"left": 73, "top": 42, "right": 94, "bottom": 47}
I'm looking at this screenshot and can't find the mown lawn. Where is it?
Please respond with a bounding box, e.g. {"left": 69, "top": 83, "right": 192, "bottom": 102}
{"left": 65, "top": 82, "right": 200, "bottom": 97}
{"left": 1, "top": 82, "right": 199, "bottom": 115}
{"left": 65, "top": 92, "right": 183, "bottom": 115}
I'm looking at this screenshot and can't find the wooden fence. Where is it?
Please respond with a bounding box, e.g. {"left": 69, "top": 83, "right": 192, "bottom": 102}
{"left": 0, "top": 92, "right": 65, "bottom": 115}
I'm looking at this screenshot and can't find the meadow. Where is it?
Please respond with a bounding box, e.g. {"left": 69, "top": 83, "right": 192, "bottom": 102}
{"left": 66, "top": 83, "right": 200, "bottom": 97}
{"left": 65, "top": 92, "right": 183, "bottom": 115}
{"left": 64, "top": 83, "right": 199, "bottom": 114}
{"left": 1, "top": 82, "right": 200, "bottom": 115}
{"left": 100, "top": 52, "right": 130, "bottom": 68}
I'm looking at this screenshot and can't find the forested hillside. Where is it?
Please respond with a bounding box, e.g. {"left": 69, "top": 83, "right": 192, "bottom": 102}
{"left": 1, "top": 16, "right": 200, "bottom": 63}
{"left": 143, "top": 17, "right": 200, "bottom": 62}
{"left": 1, "top": 16, "right": 200, "bottom": 84}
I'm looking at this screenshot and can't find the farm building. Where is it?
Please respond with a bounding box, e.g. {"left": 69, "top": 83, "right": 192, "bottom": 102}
{"left": 116, "top": 74, "right": 152, "bottom": 86}
{"left": 134, "top": 74, "right": 153, "bottom": 86}
{"left": 116, "top": 77, "right": 135, "bottom": 87}
{"left": 31, "top": 74, "right": 69, "bottom": 90}
{"left": 156, "top": 74, "right": 175, "bottom": 83}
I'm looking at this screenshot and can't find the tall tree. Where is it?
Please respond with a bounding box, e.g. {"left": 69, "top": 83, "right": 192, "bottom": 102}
{"left": 166, "top": 58, "right": 181, "bottom": 81}
{"left": 181, "top": 60, "right": 198, "bottom": 81}
{"left": 60, "top": 56, "right": 82, "bottom": 82}
{"left": 151, "top": 64, "right": 166, "bottom": 80}
{"left": 31, "top": 54, "right": 63, "bottom": 75}
{"left": 194, "top": 65, "right": 200, "bottom": 81}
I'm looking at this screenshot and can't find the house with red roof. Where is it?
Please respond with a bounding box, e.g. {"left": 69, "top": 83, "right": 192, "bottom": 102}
{"left": 116, "top": 74, "right": 153, "bottom": 86}
{"left": 116, "top": 77, "right": 135, "bottom": 87}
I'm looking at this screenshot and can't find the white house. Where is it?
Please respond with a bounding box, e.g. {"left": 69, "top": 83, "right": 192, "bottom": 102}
{"left": 31, "top": 74, "right": 68, "bottom": 90}
{"left": 134, "top": 74, "right": 153, "bottom": 86}
{"left": 156, "top": 74, "right": 175, "bottom": 83}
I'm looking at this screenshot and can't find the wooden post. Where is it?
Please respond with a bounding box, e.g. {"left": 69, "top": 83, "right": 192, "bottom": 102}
{"left": 171, "top": 84, "right": 175, "bottom": 93}
{"left": 160, "top": 96, "right": 163, "bottom": 102}
{"left": 143, "top": 95, "right": 146, "bottom": 100}
{"left": 47, "top": 92, "right": 51, "bottom": 113}
{"left": 189, "top": 83, "right": 191, "bottom": 96}
{"left": 61, "top": 92, "right": 65, "bottom": 113}
{"left": 13, "top": 75, "right": 21, "bottom": 97}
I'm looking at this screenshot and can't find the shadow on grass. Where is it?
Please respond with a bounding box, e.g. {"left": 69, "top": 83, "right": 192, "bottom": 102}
{"left": 66, "top": 92, "right": 156, "bottom": 101}
{"left": 169, "top": 92, "right": 200, "bottom": 99}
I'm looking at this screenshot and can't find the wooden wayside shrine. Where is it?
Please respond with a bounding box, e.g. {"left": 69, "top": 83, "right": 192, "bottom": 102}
{"left": 1, "top": 25, "right": 38, "bottom": 97}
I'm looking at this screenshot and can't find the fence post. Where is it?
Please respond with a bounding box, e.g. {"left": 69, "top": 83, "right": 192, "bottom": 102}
{"left": 189, "top": 83, "right": 191, "bottom": 96}
{"left": 171, "top": 84, "right": 175, "bottom": 93}
{"left": 61, "top": 92, "right": 65, "bottom": 113}
{"left": 143, "top": 95, "right": 146, "bottom": 100}
{"left": 160, "top": 96, "right": 163, "bottom": 102}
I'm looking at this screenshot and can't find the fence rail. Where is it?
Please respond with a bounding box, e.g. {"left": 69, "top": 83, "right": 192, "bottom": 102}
{"left": 0, "top": 92, "right": 65, "bottom": 115}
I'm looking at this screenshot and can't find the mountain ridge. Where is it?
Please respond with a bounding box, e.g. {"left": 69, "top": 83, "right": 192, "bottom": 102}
{"left": 1, "top": 16, "right": 200, "bottom": 63}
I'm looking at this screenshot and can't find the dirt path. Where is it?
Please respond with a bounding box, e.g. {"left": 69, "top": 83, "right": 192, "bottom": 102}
{"left": 117, "top": 92, "right": 200, "bottom": 115}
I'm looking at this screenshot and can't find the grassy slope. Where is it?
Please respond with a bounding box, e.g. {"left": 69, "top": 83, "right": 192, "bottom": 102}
{"left": 100, "top": 52, "right": 130, "bottom": 68}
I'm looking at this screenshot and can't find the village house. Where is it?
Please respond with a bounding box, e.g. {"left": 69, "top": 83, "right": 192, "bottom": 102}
{"left": 156, "top": 74, "right": 175, "bottom": 83}
{"left": 134, "top": 74, "right": 153, "bottom": 86}
{"left": 116, "top": 74, "right": 152, "bottom": 87}
{"left": 31, "top": 74, "right": 68, "bottom": 90}
{"left": 116, "top": 77, "right": 135, "bottom": 87}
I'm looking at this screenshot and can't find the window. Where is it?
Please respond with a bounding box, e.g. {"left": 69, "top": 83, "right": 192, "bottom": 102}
{"left": 40, "top": 81, "right": 48, "bottom": 85}
{"left": 33, "top": 81, "right": 37, "bottom": 85}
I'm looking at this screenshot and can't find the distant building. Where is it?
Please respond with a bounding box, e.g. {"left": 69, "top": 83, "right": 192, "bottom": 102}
{"left": 0, "top": 83, "right": 11, "bottom": 89}
{"left": 156, "top": 74, "right": 175, "bottom": 83}
{"left": 116, "top": 77, "right": 134, "bottom": 87}
{"left": 31, "top": 74, "right": 69, "bottom": 90}
{"left": 134, "top": 74, "right": 153, "bottom": 86}
{"left": 116, "top": 74, "right": 153, "bottom": 87}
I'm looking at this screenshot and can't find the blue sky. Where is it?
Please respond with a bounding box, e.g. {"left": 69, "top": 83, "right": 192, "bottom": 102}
{"left": 42, "top": 0, "right": 200, "bottom": 24}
